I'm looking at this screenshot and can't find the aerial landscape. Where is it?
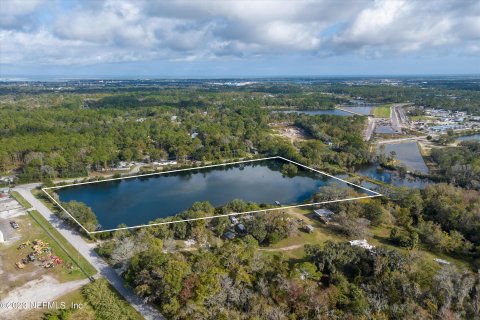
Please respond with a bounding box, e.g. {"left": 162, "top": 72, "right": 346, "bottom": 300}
{"left": 1, "top": 1, "right": 480, "bottom": 320}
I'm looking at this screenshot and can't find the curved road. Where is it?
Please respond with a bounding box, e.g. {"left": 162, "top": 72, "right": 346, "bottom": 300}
{"left": 13, "top": 184, "right": 165, "bottom": 320}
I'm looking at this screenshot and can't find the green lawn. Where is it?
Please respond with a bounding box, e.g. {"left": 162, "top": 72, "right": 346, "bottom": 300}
{"left": 372, "top": 105, "right": 391, "bottom": 118}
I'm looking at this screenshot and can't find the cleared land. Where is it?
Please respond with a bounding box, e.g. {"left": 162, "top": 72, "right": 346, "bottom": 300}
{"left": 273, "top": 125, "right": 310, "bottom": 142}
{"left": 0, "top": 193, "right": 96, "bottom": 304}
{"left": 0, "top": 191, "right": 98, "bottom": 317}
{"left": 373, "top": 105, "right": 391, "bottom": 118}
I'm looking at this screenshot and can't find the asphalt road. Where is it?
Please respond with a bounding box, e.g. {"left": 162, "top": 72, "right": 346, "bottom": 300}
{"left": 364, "top": 117, "right": 376, "bottom": 141}
{"left": 13, "top": 184, "right": 165, "bottom": 320}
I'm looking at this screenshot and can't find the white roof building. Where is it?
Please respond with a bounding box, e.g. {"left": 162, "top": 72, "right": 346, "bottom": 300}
{"left": 349, "top": 239, "right": 375, "bottom": 251}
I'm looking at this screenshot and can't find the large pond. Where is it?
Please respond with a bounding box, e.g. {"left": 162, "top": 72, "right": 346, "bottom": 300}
{"left": 457, "top": 134, "right": 480, "bottom": 141}
{"left": 377, "top": 142, "right": 429, "bottom": 174}
{"left": 56, "top": 158, "right": 373, "bottom": 230}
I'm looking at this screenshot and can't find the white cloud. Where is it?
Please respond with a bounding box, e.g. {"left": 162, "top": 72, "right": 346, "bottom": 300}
{"left": 331, "top": 0, "right": 479, "bottom": 56}
{"left": 0, "top": 0, "right": 46, "bottom": 28}
{"left": 0, "top": 0, "right": 479, "bottom": 67}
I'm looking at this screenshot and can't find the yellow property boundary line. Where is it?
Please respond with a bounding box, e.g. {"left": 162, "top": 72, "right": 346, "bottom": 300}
{"left": 42, "top": 156, "right": 382, "bottom": 234}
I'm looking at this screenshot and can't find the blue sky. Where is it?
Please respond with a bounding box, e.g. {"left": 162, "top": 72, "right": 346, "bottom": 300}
{"left": 0, "top": 0, "right": 479, "bottom": 77}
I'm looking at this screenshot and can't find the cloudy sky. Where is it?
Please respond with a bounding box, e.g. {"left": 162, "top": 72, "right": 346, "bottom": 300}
{"left": 0, "top": 0, "right": 479, "bottom": 77}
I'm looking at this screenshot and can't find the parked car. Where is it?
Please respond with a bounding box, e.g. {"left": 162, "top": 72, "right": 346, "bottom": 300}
{"left": 10, "top": 221, "right": 19, "bottom": 229}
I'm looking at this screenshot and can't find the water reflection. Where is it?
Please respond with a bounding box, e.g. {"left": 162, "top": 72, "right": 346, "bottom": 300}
{"left": 378, "top": 142, "right": 429, "bottom": 174}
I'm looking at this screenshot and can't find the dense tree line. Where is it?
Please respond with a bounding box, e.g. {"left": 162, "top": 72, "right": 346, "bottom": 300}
{"left": 0, "top": 89, "right": 371, "bottom": 182}
{"left": 430, "top": 141, "right": 480, "bottom": 190}
{"left": 294, "top": 114, "right": 372, "bottom": 168}
{"left": 0, "top": 102, "right": 268, "bottom": 181}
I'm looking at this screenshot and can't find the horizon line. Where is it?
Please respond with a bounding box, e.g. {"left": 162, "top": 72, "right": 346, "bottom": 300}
{"left": 1, "top": 73, "right": 480, "bottom": 81}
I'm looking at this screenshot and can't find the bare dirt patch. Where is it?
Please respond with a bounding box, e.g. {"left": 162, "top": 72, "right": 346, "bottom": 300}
{"left": 273, "top": 125, "right": 310, "bottom": 142}
{"left": 0, "top": 275, "right": 89, "bottom": 319}
{"left": 0, "top": 213, "right": 86, "bottom": 301}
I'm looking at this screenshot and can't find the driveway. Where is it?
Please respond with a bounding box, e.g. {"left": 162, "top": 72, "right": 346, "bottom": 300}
{"left": 13, "top": 184, "right": 165, "bottom": 320}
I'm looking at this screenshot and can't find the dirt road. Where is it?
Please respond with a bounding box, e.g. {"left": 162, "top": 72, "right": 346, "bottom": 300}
{"left": 259, "top": 244, "right": 304, "bottom": 252}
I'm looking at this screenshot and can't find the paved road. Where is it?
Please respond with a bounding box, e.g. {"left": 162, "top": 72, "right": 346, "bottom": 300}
{"left": 391, "top": 103, "right": 411, "bottom": 133}
{"left": 13, "top": 184, "right": 165, "bottom": 320}
{"left": 364, "top": 117, "right": 376, "bottom": 141}
{"left": 391, "top": 106, "right": 401, "bottom": 132}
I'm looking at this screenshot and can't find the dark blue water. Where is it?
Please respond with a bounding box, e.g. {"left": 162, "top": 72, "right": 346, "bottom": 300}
{"left": 56, "top": 159, "right": 371, "bottom": 230}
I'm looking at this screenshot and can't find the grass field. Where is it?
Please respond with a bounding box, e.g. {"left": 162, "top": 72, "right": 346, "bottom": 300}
{"left": 372, "top": 105, "right": 391, "bottom": 118}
